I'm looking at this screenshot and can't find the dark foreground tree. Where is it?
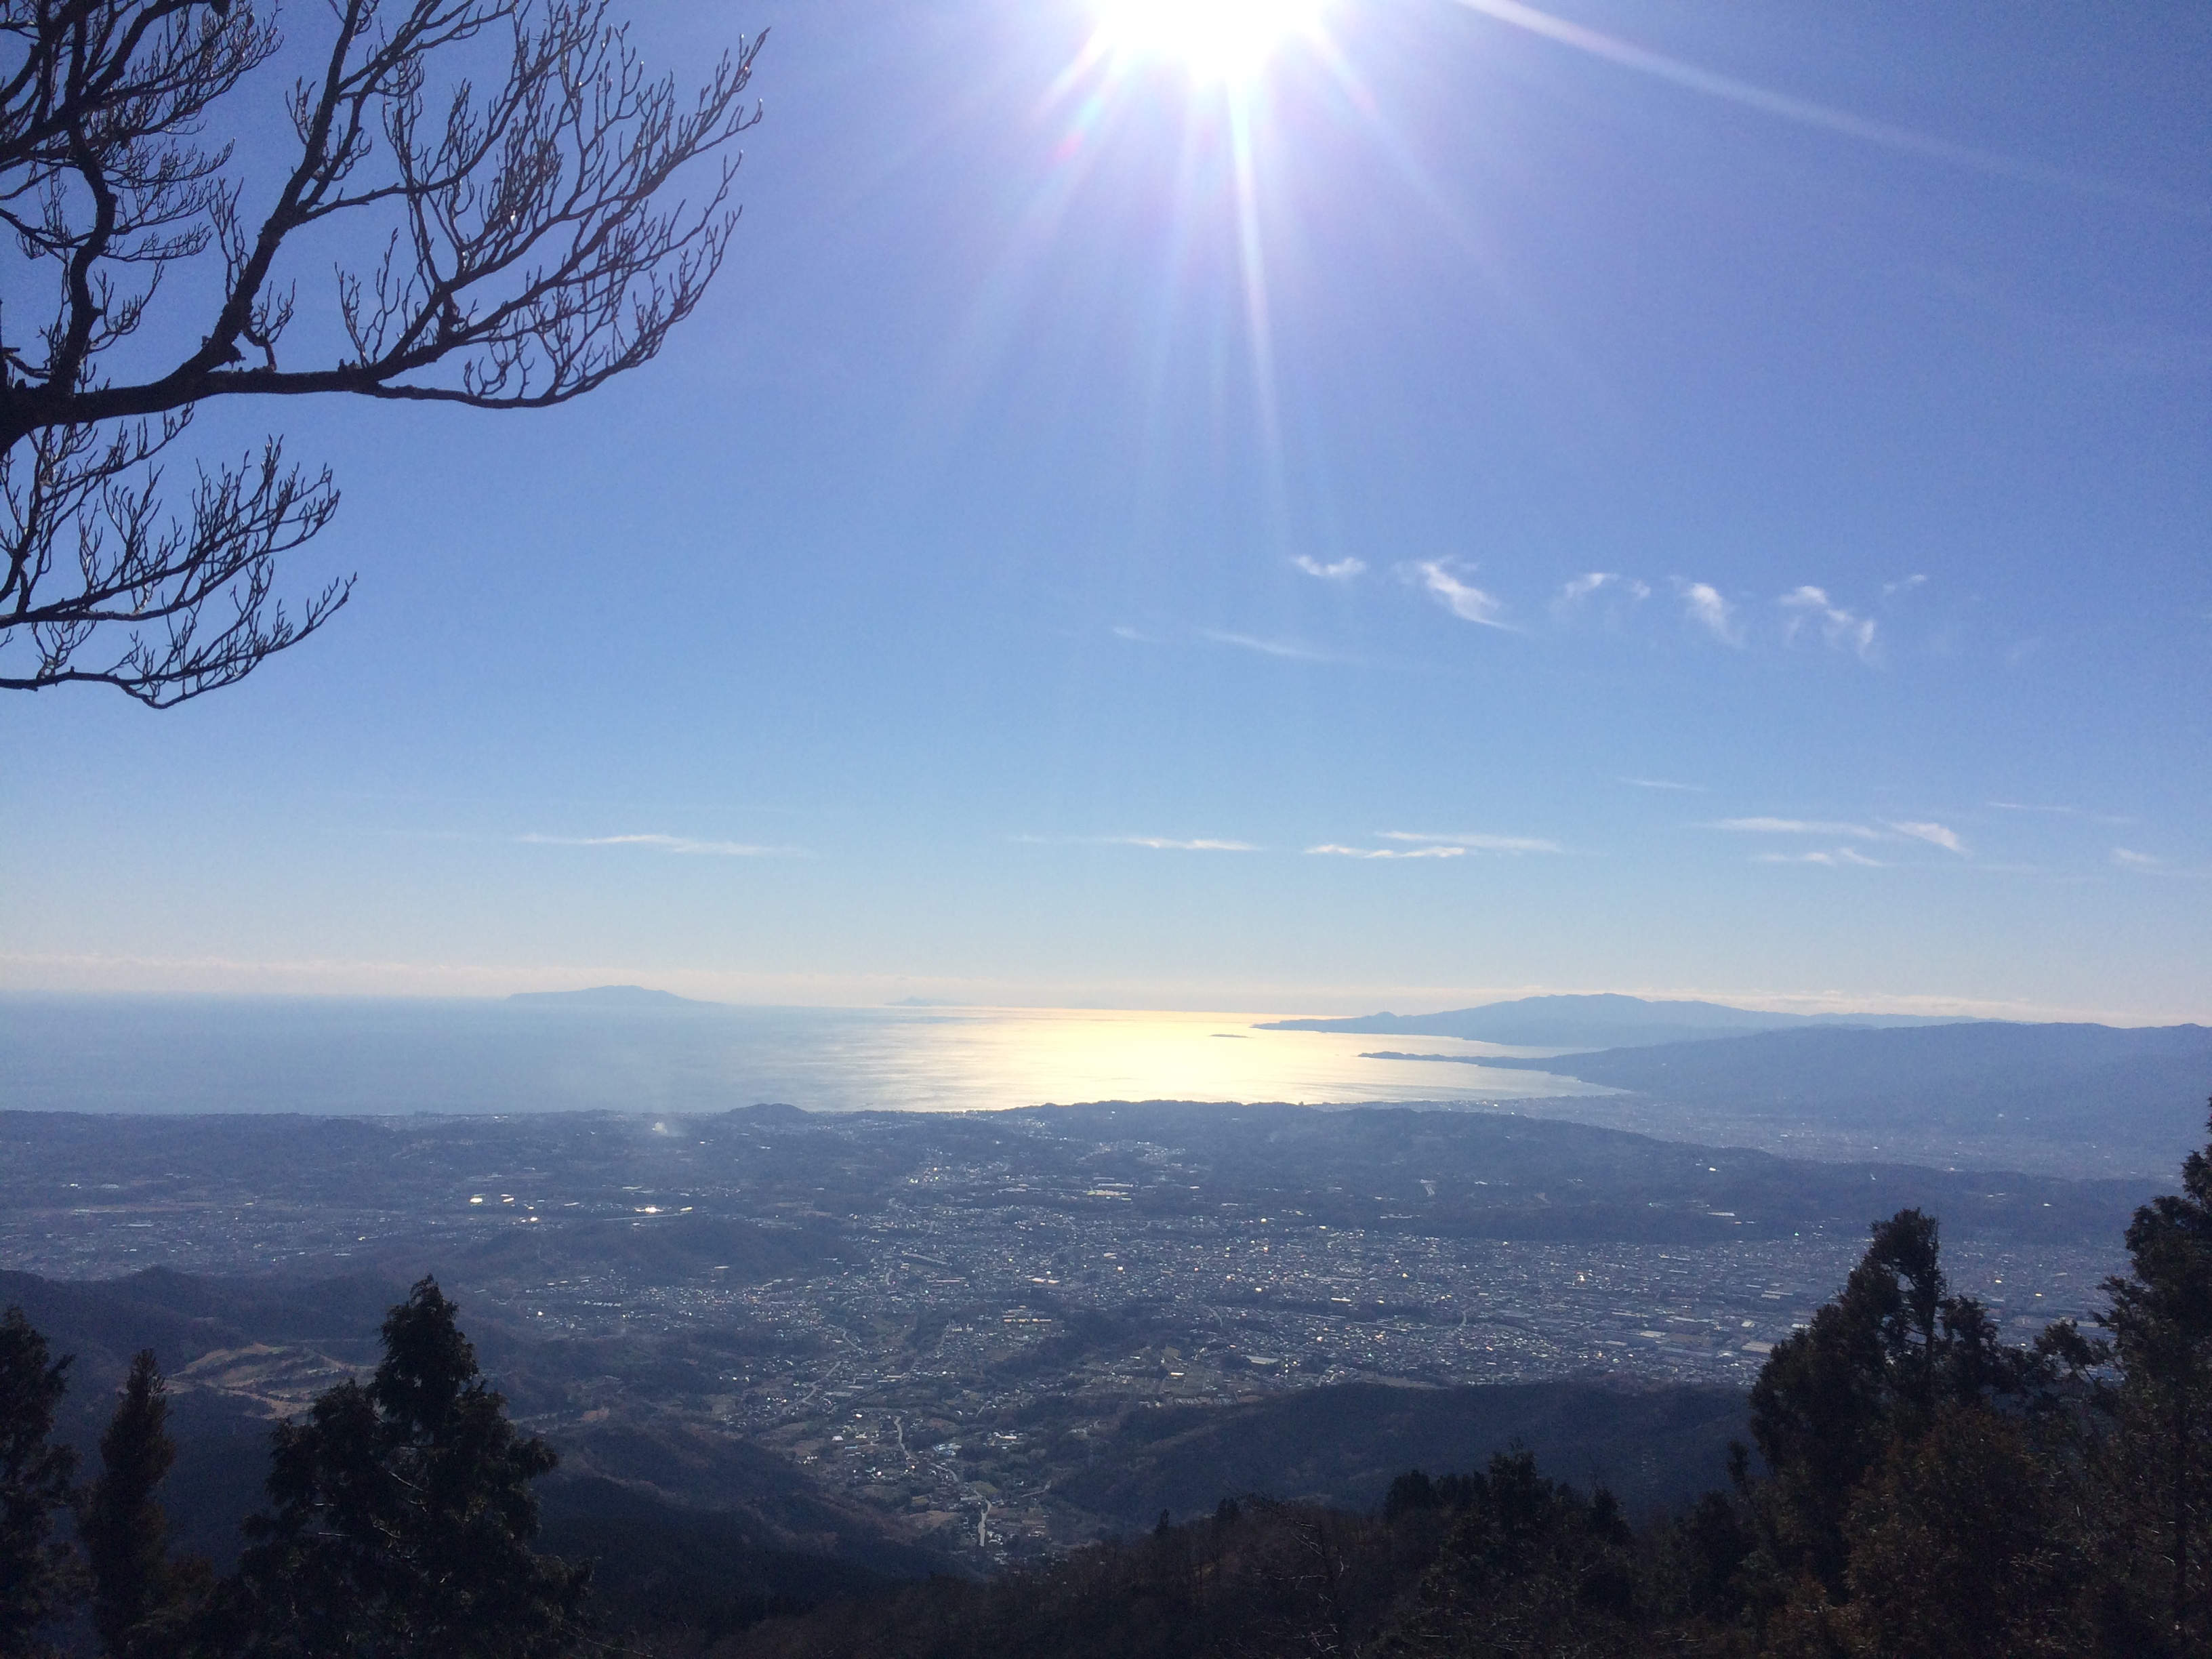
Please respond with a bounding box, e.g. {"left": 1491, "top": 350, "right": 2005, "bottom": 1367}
{"left": 2091, "top": 1099, "right": 2212, "bottom": 1655}
{"left": 1742, "top": 1207, "right": 2053, "bottom": 1602}
{"left": 0, "top": 1305, "right": 78, "bottom": 1653}
{"left": 220, "top": 1275, "right": 588, "bottom": 1657}
{"left": 1383, "top": 1447, "right": 1641, "bottom": 1656}
{"left": 3, "top": 0, "right": 763, "bottom": 705}
{"left": 80, "top": 1350, "right": 210, "bottom": 1658}
{"left": 1838, "top": 1403, "right": 2080, "bottom": 1659}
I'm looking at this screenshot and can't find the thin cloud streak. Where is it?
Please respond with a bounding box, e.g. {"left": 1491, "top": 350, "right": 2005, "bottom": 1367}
{"left": 1622, "top": 777, "right": 1704, "bottom": 792}
{"left": 1990, "top": 801, "right": 2137, "bottom": 825}
{"left": 1195, "top": 629, "right": 1353, "bottom": 663}
{"left": 2108, "top": 848, "right": 2212, "bottom": 879}
{"left": 1381, "top": 831, "right": 1565, "bottom": 854}
{"left": 1888, "top": 821, "right": 1967, "bottom": 854}
{"left": 518, "top": 833, "right": 796, "bottom": 857}
{"left": 1015, "top": 834, "right": 1261, "bottom": 852}
{"left": 1717, "top": 817, "right": 1967, "bottom": 857}
{"left": 1710, "top": 817, "right": 1887, "bottom": 840}
{"left": 1292, "top": 555, "right": 1366, "bottom": 580}
{"left": 1307, "top": 843, "right": 1468, "bottom": 860}
{"left": 1109, "top": 836, "right": 1263, "bottom": 852}
{"left": 1756, "top": 848, "right": 1888, "bottom": 867}
{"left": 1113, "top": 625, "right": 1354, "bottom": 664}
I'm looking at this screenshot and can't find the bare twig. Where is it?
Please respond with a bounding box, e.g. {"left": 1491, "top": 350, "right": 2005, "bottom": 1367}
{"left": 1, "top": 0, "right": 762, "bottom": 703}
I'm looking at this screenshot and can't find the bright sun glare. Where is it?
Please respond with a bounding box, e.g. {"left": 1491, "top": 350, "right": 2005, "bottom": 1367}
{"left": 1093, "top": 0, "right": 1326, "bottom": 80}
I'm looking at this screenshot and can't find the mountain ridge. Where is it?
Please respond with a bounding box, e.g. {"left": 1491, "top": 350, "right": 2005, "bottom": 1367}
{"left": 1258, "top": 992, "right": 1973, "bottom": 1050}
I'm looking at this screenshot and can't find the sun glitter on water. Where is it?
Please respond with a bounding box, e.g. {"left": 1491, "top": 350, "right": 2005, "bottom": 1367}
{"left": 1091, "top": 0, "right": 1327, "bottom": 81}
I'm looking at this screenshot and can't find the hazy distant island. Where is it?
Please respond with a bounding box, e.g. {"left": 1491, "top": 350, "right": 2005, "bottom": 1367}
{"left": 1256, "top": 991, "right": 1973, "bottom": 1050}
{"left": 506, "top": 984, "right": 714, "bottom": 1006}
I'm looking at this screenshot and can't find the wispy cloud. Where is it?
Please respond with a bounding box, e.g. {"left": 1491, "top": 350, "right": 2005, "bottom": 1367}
{"left": 2107, "top": 847, "right": 2212, "bottom": 878}
{"left": 1115, "top": 623, "right": 1351, "bottom": 663}
{"left": 1675, "top": 580, "right": 1741, "bottom": 645}
{"left": 1551, "top": 571, "right": 1652, "bottom": 620}
{"left": 1307, "top": 843, "right": 1468, "bottom": 860}
{"left": 1016, "top": 834, "right": 1261, "bottom": 852}
{"left": 1109, "top": 836, "right": 1261, "bottom": 852}
{"left": 1713, "top": 817, "right": 1966, "bottom": 858}
{"left": 1755, "top": 848, "right": 1888, "bottom": 867}
{"left": 518, "top": 833, "right": 795, "bottom": 857}
{"left": 1882, "top": 573, "right": 1929, "bottom": 599}
{"left": 1380, "top": 831, "right": 1565, "bottom": 854}
{"left": 1194, "top": 628, "right": 1349, "bottom": 663}
{"left": 1709, "top": 817, "right": 1887, "bottom": 840}
{"left": 1406, "top": 562, "right": 1514, "bottom": 630}
{"left": 1780, "top": 586, "right": 1878, "bottom": 661}
{"left": 1989, "top": 800, "right": 2137, "bottom": 825}
{"left": 1559, "top": 571, "right": 1612, "bottom": 605}
{"left": 1887, "top": 821, "right": 1967, "bottom": 854}
{"left": 1292, "top": 555, "right": 1366, "bottom": 580}
{"left": 1621, "top": 776, "right": 1704, "bottom": 792}
{"left": 2115, "top": 851, "right": 2212, "bottom": 879}
{"left": 1548, "top": 571, "right": 1654, "bottom": 623}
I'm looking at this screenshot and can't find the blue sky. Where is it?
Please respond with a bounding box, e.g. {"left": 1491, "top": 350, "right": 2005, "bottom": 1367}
{"left": 3, "top": 0, "right": 2208, "bottom": 1021}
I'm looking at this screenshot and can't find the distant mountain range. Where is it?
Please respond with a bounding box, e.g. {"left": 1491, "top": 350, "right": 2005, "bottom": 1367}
{"left": 1372, "top": 1020, "right": 2209, "bottom": 1177}
{"left": 1256, "top": 993, "right": 1970, "bottom": 1051}
{"left": 1472, "top": 1020, "right": 2212, "bottom": 1118}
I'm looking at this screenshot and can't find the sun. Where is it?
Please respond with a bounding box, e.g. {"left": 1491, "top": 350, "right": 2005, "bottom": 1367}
{"left": 1091, "top": 0, "right": 1327, "bottom": 81}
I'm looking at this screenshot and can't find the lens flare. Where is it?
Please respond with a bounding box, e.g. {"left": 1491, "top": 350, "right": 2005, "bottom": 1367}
{"left": 1092, "top": 0, "right": 1326, "bottom": 81}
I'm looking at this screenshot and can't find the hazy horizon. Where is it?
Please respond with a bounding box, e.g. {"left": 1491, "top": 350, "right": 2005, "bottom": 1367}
{"left": 1, "top": 977, "right": 2198, "bottom": 1027}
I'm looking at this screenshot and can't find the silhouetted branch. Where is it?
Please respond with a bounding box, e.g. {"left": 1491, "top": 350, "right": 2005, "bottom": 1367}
{"left": 1, "top": 0, "right": 761, "bottom": 703}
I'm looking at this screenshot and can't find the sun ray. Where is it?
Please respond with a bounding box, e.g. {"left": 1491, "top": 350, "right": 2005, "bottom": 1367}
{"left": 1448, "top": 0, "right": 2186, "bottom": 208}
{"left": 1225, "top": 85, "right": 1288, "bottom": 535}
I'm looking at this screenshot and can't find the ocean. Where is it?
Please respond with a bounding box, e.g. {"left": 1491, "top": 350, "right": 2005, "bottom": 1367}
{"left": 0, "top": 995, "right": 1610, "bottom": 1116}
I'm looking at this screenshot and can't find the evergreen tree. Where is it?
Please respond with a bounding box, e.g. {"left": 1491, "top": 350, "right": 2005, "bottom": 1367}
{"left": 1838, "top": 1404, "right": 2078, "bottom": 1659}
{"left": 0, "top": 1305, "right": 79, "bottom": 1654}
{"left": 1744, "top": 1208, "right": 2041, "bottom": 1598}
{"left": 81, "top": 1351, "right": 210, "bottom": 1658}
{"left": 224, "top": 1277, "right": 590, "bottom": 1658}
{"left": 2096, "top": 1101, "right": 2212, "bottom": 1654}
{"left": 1385, "top": 1448, "right": 1641, "bottom": 1656}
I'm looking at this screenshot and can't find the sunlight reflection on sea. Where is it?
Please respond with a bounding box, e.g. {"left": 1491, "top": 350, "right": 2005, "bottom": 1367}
{"left": 758, "top": 1006, "right": 1613, "bottom": 1113}
{"left": 0, "top": 996, "right": 1615, "bottom": 1115}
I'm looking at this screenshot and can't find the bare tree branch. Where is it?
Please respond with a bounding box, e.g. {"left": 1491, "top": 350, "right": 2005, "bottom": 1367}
{"left": 0, "top": 0, "right": 762, "bottom": 703}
